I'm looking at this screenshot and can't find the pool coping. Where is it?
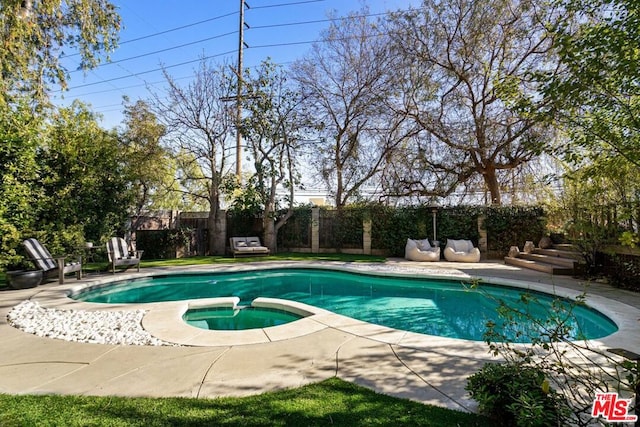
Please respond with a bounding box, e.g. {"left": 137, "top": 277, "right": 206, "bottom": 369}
{"left": 27, "top": 262, "right": 640, "bottom": 352}
{"left": 4, "top": 259, "right": 640, "bottom": 413}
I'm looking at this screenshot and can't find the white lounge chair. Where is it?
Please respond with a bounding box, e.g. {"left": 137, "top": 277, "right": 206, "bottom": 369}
{"left": 106, "top": 237, "right": 143, "bottom": 273}
{"left": 23, "top": 238, "right": 82, "bottom": 284}
{"left": 405, "top": 238, "right": 441, "bottom": 262}
{"left": 444, "top": 239, "right": 481, "bottom": 263}
{"left": 230, "top": 236, "right": 270, "bottom": 257}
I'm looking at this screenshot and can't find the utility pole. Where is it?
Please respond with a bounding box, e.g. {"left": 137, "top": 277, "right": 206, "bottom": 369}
{"left": 236, "top": 0, "right": 248, "bottom": 179}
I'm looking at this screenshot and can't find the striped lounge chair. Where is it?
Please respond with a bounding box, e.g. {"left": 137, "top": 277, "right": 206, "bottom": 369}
{"left": 106, "top": 237, "right": 143, "bottom": 273}
{"left": 22, "top": 238, "right": 82, "bottom": 284}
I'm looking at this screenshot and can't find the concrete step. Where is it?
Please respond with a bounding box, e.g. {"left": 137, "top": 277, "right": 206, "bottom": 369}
{"left": 534, "top": 247, "right": 583, "bottom": 261}
{"left": 553, "top": 243, "right": 578, "bottom": 251}
{"left": 504, "top": 256, "right": 575, "bottom": 275}
{"left": 519, "top": 253, "right": 577, "bottom": 268}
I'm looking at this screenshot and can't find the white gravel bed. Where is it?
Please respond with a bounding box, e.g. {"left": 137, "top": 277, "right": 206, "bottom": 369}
{"left": 7, "top": 300, "right": 177, "bottom": 346}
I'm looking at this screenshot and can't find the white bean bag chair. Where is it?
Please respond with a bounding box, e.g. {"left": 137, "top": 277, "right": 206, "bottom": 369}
{"left": 444, "top": 239, "right": 481, "bottom": 263}
{"left": 405, "top": 238, "right": 441, "bottom": 262}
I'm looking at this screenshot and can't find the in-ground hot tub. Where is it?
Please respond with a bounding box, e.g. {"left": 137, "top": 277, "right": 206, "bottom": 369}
{"left": 180, "top": 296, "right": 314, "bottom": 332}
{"left": 184, "top": 306, "right": 305, "bottom": 330}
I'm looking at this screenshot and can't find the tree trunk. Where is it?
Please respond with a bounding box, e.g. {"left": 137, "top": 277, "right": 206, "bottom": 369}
{"left": 335, "top": 166, "right": 344, "bottom": 208}
{"left": 207, "top": 188, "right": 226, "bottom": 255}
{"left": 263, "top": 216, "right": 276, "bottom": 253}
{"left": 207, "top": 210, "right": 217, "bottom": 255}
{"left": 483, "top": 168, "right": 502, "bottom": 205}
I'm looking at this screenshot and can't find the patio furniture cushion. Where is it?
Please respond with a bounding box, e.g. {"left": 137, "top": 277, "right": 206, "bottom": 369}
{"left": 405, "top": 238, "right": 440, "bottom": 262}
{"left": 444, "top": 239, "right": 481, "bottom": 262}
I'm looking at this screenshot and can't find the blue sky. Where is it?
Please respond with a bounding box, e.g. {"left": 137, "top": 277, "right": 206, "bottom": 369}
{"left": 51, "top": 0, "right": 417, "bottom": 129}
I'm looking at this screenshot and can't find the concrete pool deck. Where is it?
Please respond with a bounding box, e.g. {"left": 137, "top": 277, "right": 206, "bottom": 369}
{"left": 1, "top": 259, "right": 639, "bottom": 413}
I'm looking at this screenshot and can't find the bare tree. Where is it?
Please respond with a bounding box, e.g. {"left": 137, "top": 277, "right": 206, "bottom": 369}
{"left": 291, "top": 9, "right": 416, "bottom": 208}
{"left": 237, "top": 60, "right": 304, "bottom": 252}
{"left": 386, "top": 0, "right": 559, "bottom": 205}
{"left": 151, "top": 59, "right": 236, "bottom": 254}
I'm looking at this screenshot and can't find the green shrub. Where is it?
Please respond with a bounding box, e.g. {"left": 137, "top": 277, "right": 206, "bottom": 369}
{"left": 136, "top": 228, "right": 193, "bottom": 259}
{"left": 485, "top": 206, "right": 546, "bottom": 257}
{"left": 438, "top": 206, "right": 482, "bottom": 243}
{"left": 277, "top": 207, "right": 312, "bottom": 249}
{"left": 601, "top": 252, "right": 640, "bottom": 291}
{"left": 466, "top": 362, "right": 569, "bottom": 427}
{"left": 319, "top": 206, "right": 364, "bottom": 250}
{"left": 370, "top": 205, "right": 431, "bottom": 256}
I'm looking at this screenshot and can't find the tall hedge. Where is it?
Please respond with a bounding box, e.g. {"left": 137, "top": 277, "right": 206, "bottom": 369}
{"left": 238, "top": 204, "right": 548, "bottom": 258}
{"left": 277, "top": 207, "right": 312, "bottom": 249}
{"left": 370, "top": 205, "right": 481, "bottom": 257}
{"left": 485, "top": 206, "right": 546, "bottom": 257}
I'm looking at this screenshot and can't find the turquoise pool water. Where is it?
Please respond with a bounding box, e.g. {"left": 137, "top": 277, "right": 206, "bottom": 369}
{"left": 184, "top": 307, "right": 303, "bottom": 331}
{"left": 73, "top": 268, "right": 618, "bottom": 342}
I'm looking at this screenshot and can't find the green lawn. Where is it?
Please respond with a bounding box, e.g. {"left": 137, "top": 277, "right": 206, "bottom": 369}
{"left": 0, "top": 378, "right": 494, "bottom": 426}
{"left": 0, "top": 254, "right": 494, "bottom": 426}
{"left": 138, "top": 252, "right": 387, "bottom": 269}
{"left": 1, "top": 253, "right": 386, "bottom": 287}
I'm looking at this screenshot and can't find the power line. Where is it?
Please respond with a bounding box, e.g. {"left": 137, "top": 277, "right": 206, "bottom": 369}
{"left": 120, "top": 12, "right": 238, "bottom": 45}
{"left": 71, "top": 12, "right": 388, "bottom": 75}
{"left": 249, "top": 39, "right": 316, "bottom": 49}
{"left": 249, "top": 12, "right": 388, "bottom": 30}
{"left": 63, "top": 13, "right": 390, "bottom": 92}
{"left": 109, "top": 0, "right": 323, "bottom": 48}
{"left": 62, "top": 10, "right": 239, "bottom": 59}
{"left": 60, "top": 49, "right": 236, "bottom": 91}
{"left": 64, "top": 74, "right": 193, "bottom": 99}
{"left": 70, "top": 30, "right": 238, "bottom": 72}
{"left": 57, "top": 0, "right": 408, "bottom": 122}
{"left": 249, "top": 0, "right": 325, "bottom": 10}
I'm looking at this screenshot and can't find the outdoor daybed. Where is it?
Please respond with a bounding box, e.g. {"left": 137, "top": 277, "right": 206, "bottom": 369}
{"left": 405, "top": 238, "right": 441, "bottom": 262}
{"left": 443, "top": 239, "right": 481, "bottom": 263}
{"left": 230, "top": 236, "right": 270, "bottom": 257}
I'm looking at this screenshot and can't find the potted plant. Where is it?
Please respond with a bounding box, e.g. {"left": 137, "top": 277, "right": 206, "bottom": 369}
{"left": 4, "top": 259, "right": 42, "bottom": 289}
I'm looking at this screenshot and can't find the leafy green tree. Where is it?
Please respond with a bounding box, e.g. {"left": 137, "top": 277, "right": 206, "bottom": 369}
{"left": 536, "top": 0, "right": 640, "bottom": 269}
{"left": 120, "top": 100, "right": 186, "bottom": 228}
{"left": 0, "top": 0, "right": 120, "bottom": 104}
{"left": 0, "top": 102, "right": 43, "bottom": 269}
{"left": 0, "top": 0, "right": 121, "bottom": 268}
{"left": 39, "top": 101, "right": 132, "bottom": 243}
{"left": 546, "top": 0, "right": 640, "bottom": 169}
{"left": 546, "top": 156, "right": 640, "bottom": 270}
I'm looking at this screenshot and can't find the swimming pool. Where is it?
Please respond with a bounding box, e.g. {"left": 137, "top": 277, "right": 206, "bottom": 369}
{"left": 184, "top": 306, "right": 304, "bottom": 330}
{"left": 72, "top": 267, "right": 618, "bottom": 342}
